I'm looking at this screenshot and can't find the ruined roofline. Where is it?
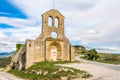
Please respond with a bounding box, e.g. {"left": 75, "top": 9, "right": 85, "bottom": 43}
{"left": 41, "top": 9, "right": 65, "bottom": 18}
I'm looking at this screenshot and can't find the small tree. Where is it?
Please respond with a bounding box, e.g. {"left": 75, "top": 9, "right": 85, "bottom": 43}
{"left": 86, "top": 49, "right": 99, "bottom": 60}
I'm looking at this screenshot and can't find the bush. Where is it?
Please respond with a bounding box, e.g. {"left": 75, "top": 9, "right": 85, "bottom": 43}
{"left": 16, "top": 44, "right": 24, "bottom": 51}
{"left": 85, "top": 49, "right": 99, "bottom": 60}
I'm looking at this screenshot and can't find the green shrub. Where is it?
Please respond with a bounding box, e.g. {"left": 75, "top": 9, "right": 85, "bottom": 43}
{"left": 85, "top": 49, "right": 99, "bottom": 60}
{"left": 16, "top": 44, "right": 24, "bottom": 51}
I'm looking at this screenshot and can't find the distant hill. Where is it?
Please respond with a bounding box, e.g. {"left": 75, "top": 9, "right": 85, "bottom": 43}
{"left": 0, "top": 51, "right": 14, "bottom": 58}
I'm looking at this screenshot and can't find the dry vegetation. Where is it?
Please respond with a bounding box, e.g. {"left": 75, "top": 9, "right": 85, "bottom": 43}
{"left": 97, "top": 53, "right": 120, "bottom": 64}
{"left": 9, "top": 61, "right": 92, "bottom": 80}
{"left": 0, "top": 57, "right": 11, "bottom": 68}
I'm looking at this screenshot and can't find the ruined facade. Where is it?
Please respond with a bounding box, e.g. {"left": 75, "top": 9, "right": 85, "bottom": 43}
{"left": 10, "top": 9, "right": 75, "bottom": 70}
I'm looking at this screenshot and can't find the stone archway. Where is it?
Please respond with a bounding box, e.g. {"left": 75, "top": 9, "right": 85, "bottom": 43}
{"left": 49, "top": 42, "right": 61, "bottom": 61}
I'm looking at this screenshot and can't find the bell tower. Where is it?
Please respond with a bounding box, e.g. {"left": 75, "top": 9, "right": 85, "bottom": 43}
{"left": 41, "top": 9, "right": 65, "bottom": 40}
{"left": 35, "top": 9, "right": 75, "bottom": 62}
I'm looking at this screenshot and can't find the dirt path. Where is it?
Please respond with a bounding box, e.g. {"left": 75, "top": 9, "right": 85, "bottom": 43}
{"left": 61, "top": 63, "right": 120, "bottom": 80}
{"left": 60, "top": 56, "right": 120, "bottom": 80}
{"left": 75, "top": 56, "right": 120, "bottom": 71}
{"left": 0, "top": 71, "right": 23, "bottom": 80}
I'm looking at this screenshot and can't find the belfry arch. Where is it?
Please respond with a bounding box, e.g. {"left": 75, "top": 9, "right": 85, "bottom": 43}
{"left": 48, "top": 16, "right": 53, "bottom": 27}
{"left": 55, "top": 17, "right": 59, "bottom": 28}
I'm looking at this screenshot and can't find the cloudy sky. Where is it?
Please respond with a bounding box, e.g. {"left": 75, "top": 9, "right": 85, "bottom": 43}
{"left": 0, "top": 0, "right": 120, "bottom": 53}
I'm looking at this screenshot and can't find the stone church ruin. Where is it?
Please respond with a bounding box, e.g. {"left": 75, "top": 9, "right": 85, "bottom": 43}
{"left": 9, "top": 9, "right": 75, "bottom": 70}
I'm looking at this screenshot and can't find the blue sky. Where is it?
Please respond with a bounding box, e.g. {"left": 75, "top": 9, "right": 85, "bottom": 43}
{"left": 0, "top": 0, "right": 120, "bottom": 53}
{"left": 0, "top": 0, "right": 27, "bottom": 18}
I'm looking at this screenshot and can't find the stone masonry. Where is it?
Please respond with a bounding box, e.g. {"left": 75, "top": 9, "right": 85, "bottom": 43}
{"left": 9, "top": 9, "right": 75, "bottom": 70}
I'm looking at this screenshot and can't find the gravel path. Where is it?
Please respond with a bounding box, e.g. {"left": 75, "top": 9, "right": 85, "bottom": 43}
{"left": 60, "top": 56, "right": 120, "bottom": 80}
{"left": 62, "top": 63, "right": 120, "bottom": 80}
{"left": 0, "top": 71, "right": 23, "bottom": 80}
{"left": 75, "top": 56, "right": 120, "bottom": 71}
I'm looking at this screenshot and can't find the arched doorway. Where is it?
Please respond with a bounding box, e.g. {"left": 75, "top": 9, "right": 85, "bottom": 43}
{"left": 49, "top": 42, "right": 61, "bottom": 61}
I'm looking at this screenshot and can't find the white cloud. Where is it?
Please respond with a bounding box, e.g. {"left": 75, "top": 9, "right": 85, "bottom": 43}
{"left": 0, "top": 17, "right": 37, "bottom": 28}
{"left": 0, "top": 32, "right": 8, "bottom": 40}
{"left": 64, "top": 0, "right": 120, "bottom": 45}
{"left": 0, "top": 17, "right": 41, "bottom": 52}
{"left": 0, "top": 0, "right": 120, "bottom": 53}
{"left": 96, "top": 46, "right": 120, "bottom": 53}
{"left": 10, "top": 0, "right": 51, "bottom": 20}
{"left": 0, "top": 26, "right": 41, "bottom": 52}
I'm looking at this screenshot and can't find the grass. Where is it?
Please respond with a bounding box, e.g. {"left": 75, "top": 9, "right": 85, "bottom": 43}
{"left": 96, "top": 53, "right": 120, "bottom": 64}
{"left": 9, "top": 61, "right": 92, "bottom": 80}
{"left": 81, "top": 52, "right": 120, "bottom": 64}
{"left": 0, "top": 57, "right": 11, "bottom": 68}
